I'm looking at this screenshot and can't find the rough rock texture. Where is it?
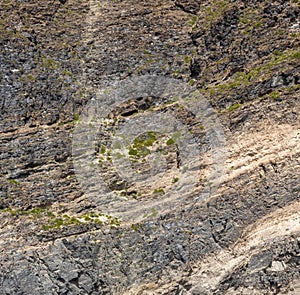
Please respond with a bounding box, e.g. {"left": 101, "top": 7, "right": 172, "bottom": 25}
{"left": 0, "top": 0, "right": 299, "bottom": 294}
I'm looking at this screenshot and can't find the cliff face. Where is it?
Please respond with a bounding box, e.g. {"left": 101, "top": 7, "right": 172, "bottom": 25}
{"left": 0, "top": 0, "right": 299, "bottom": 294}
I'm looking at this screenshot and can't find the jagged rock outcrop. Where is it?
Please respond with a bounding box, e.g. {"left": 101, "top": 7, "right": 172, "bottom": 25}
{"left": 0, "top": 0, "right": 299, "bottom": 294}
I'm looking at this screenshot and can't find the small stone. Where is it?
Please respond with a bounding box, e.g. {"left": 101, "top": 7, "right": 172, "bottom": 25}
{"left": 269, "top": 261, "right": 287, "bottom": 272}
{"left": 247, "top": 251, "right": 272, "bottom": 271}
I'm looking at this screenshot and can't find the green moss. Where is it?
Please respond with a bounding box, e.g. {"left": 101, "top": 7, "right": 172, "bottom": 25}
{"left": 42, "top": 211, "right": 114, "bottom": 230}
{"left": 49, "top": 218, "right": 64, "bottom": 228}
{"left": 89, "top": 212, "right": 98, "bottom": 218}
{"left": 286, "top": 84, "right": 300, "bottom": 92}
{"left": 269, "top": 48, "right": 300, "bottom": 64}
{"left": 238, "top": 5, "right": 272, "bottom": 35}
{"left": 83, "top": 214, "right": 92, "bottom": 221}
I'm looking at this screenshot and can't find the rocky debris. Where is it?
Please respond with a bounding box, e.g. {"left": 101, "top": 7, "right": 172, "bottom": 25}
{"left": 0, "top": 0, "right": 299, "bottom": 294}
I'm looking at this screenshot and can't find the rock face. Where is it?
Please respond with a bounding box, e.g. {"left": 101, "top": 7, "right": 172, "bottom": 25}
{"left": 0, "top": 0, "right": 299, "bottom": 294}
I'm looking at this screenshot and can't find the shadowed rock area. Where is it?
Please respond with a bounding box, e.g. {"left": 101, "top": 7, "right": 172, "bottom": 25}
{"left": 0, "top": 0, "right": 299, "bottom": 294}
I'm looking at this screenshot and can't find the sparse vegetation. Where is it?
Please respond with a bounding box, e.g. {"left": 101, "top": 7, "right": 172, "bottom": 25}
{"left": 201, "top": 48, "right": 300, "bottom": 97}
{"left": 127, "top": 131, "right": 157, "bottom": 160}
{"left": 1, "top": 207, "right": 121, "bottom": 230}
{"left": 2, "top": 207, "right": 44, "bottom": 217}
{"left": 198, "top": 0, "right": 231, "bottom": 28}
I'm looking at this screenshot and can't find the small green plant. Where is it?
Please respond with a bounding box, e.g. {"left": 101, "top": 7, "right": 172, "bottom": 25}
{"left": 62, "top": 70, "right": 73, "bottom": 77}
{"left": 269, "top": 90, "right": 280, "bottom": 100}
{"left": 153, "top": 188, "right": 165, "bottom": 195}
{"left": 113, "top": 141, "right": 122, "bottom": 149}
{"left": 150, "top": 208, "right": 158, "bottom": 217}
{"left": 128, "top": 148, "right": 138, "bottom": 156}
{"left": 166, "top": 138, "right": 175, "bottom": 146}
{"left": 201, "top": 0, "right": 230, "bottom": 27}
{"left": 29, "top": 207, "right": 45, "bottom": 218}
{"left": 143, "top": 49, "right": 151, "bottom": 55}
{"left": 184, "top": 56, "right": 191, "bottom": 64}
{"left": 73, "top": 113, "right": 80, "bottom": 121}
{"left": 131, "top": 224, "right": 140, "bottom": 231}
{"left": 8, "top": 179, "right": 20, "bottom": 185}
{"left": 184, "top": 229, "right": 193, "bottom": 235}
{"left": 2, "top": 207, "right": 19, "bottom": 216}
{"left": 41, "top": 56, "right": 60, "bottom": 70}
{"left": 109, "top": 217, "right": 121, "bottom": 227}
{"left": 291, "top": 51, "right": 300, "bottom": 59}
{"left": 19, "top": 74, "right": 35, "bottom": 82}
{"left": 100, "top": 145, "right": 106, "bottom": 154}
{"left": 189, "top": 79, "right": 196, "bottom": 86}
{"left": 173, "top": 177, "right": 179, "bottom": 183}
{"left": 228, "top": 103, "right": 241, "bottom": 112}
{"left": 171, "top": 131, "right": 182, "bottom": 141}
{"left": 187, "top": 15, "right": 198, "bottom": 29}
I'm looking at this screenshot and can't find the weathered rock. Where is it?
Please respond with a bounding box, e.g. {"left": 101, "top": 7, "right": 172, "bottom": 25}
{"left": 0, "top": 0, "right": 299, "bottom": 294}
